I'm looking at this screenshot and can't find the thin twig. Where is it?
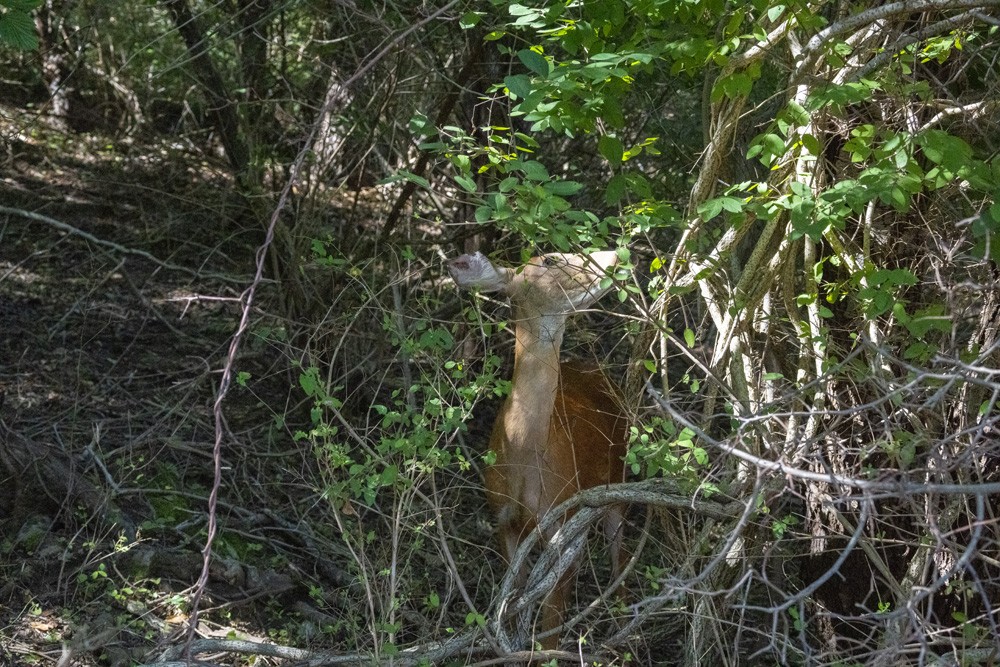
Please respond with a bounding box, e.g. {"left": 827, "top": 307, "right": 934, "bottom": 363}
{"left": 185, "top": 0, "right": 461, "bottom": 656}
{"left": 0, "top": 205, "right": 246, "bottom": 284}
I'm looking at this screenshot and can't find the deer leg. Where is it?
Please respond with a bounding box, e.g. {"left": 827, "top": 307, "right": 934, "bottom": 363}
{"left": 538, "top": 560, "right": 576, "bottom": 650}
{"left": 604, "top": 504, "right": 629, "bottom": 593}
{"left": 496, "top": 510, "right": 529, "bottom": 588}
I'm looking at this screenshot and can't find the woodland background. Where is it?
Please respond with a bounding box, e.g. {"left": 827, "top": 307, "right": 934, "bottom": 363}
{"left": 1, "top": 0, "right": 1000, "bottom": 665}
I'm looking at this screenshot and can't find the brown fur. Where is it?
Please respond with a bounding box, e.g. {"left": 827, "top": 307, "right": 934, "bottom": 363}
{"left": 449, "top": 251, "right": 627, "bottom": 650}
{"left": 485, "top": 361, "right": 628, "bottom": 648}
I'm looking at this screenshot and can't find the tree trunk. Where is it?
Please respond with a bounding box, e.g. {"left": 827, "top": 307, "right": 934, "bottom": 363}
{"left": 34, "top": 0, "right": 77, "bottom": 131}
{"left": 161, "top": 0, "right": 251, "bottom": 183}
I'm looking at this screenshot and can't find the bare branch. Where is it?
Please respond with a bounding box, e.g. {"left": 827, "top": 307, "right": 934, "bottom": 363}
{"left": 793, "top": 0, "right": 1000, "bottom": 83}
{"left": 0, "top": 205, "right": 246, "bottom": 284}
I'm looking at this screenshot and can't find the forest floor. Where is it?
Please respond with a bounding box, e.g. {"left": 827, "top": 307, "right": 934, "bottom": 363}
{"left": 0, "top": 114, "right": 676, "bottom": 666}
{"left": 0, "top": 123, "right": 295, "bottom": 666}
{"left": 0, "top": 120, "right": 488, "bottom": 666}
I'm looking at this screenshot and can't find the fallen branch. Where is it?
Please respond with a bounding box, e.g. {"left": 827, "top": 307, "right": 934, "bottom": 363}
{"left": 493, "top": 478, "right": 745, "bottom": 651}
{"left": 0, "top": 205, "right": 246, "bottom": 284}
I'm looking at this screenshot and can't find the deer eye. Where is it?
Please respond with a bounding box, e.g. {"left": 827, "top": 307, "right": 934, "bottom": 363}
{"left": 541, "top": 256, "right": 557, "bottom": 267}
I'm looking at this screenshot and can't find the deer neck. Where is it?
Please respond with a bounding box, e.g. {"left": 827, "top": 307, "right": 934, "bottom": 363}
{"left": 504, "top": 309, "right": 567, "bottom": 454}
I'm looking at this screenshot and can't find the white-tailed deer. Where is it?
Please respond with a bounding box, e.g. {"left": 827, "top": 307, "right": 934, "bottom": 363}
{"left": 448, "top": 250, "right": 627, "bottom": 650}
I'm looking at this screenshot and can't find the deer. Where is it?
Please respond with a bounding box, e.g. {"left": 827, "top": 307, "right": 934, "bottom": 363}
{"left": 448, "top": 250, "right": 628, "bottom": 651}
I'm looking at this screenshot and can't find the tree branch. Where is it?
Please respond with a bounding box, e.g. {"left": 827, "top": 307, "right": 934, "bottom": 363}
{"left": 0, "top": 205, "right": 246, "bottom": 284}
{"left": 793, "top": 0, "right": 1000, "bottom": 83}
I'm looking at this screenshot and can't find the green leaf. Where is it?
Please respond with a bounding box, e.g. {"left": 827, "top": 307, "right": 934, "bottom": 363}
{"left": 885, "top": 186, "right": 909, "bottom": 211}
{"left": 906, "top": 305, "right": 951, "bottom": 338}
{"left": 903, "top": 341, "right": 932, "bottom": 361}
{"left": 3, "top": 1, "right": 45, "bottom": 9}
{"left": 763, "top": 133, "right": 785, "bottom": 155}
{"left": 599, "top": 135, "right": 624, "bottom": 163}
{"left": 605, "top": 173, "right": 626, "bottom": 204}
{"left": 498, "top": 176, "right": 518, "bottom": 193}
{"left": 808, "top": 80, "right": 881, "bottom": 111}
{"left": 390, "top": 170, "right": 430, "bottom": 189}
{"left": 504, "top": 74, "right": 532, "bottom": 99}
{"left": 408, "top": 112, "right": 432, "bottom": 136}
{"left": 699, "top": 196, "right": 743, "bottom": 221}
{"left": 748, "top": 132, "right": 786, "bottom": 165}
{"left": 683, "top": 328, "right": 695, "bottom": 348}
{"left": 698, "top": 198, "right": 722, "bottom": 220}
{"left": 380, "top": 465, "right": 398, "bottom": 486}
{"left": 0, "top": 8, "right": 38, "bottom": 50}
{"left": 474, "top": 205, "right": 492, "bottom": 223}
{"left": 767, "top": 4, "right": 786, "bottom": 22}
{"left": 785, "top": 101, "right": 810, "bottom": 126}
{"left": 544, "top": 180, "right": 582, "bottom": 195}
{"left": 990, "top": 201, "right": 1000, "bottom": 221}
{"left": 711, "top": 71, "right": 753, "bottom": 102}
{"left": 459, "top": 11, "right": 481, "bottom": 28}
{"left": 919, "top": 129, "right": 973, "bottom": 173}
{"left": 801, "top": 133, "right": 821, "bottom": 156}
{"left": 720, "top": 197, "right": 743, "bottom": 213}
{"left": 299, "top": 367, "right": 320, "bottom": 396}
{"left": 601, "top": 96, "right": 625, "bottom": 128}
{"left": 884, "top": 268, "right": 918, "bottom": 286}
{"left": 517, "top": 160, "right": 549, "bottom": 181}
{"left": 518, "top": 48, "right": 550, "bottom": 77}
{"left": 454, "top": 175, "right": 476, "bottom": 193}
{"left": 868, "top": 289, "right": 893, "bottom": 316}
{"left": 627, "top": 173, "right": 652, "bottom": 199}
{"left": 844, "top": 137, "right": 871, "bottom": 162}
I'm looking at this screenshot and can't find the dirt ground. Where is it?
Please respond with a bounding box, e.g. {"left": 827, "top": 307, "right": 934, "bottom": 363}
{"left": 0, "top": 114, "right": 686, "bottom": 666}
{"left": 0, "top": 126, "right": 471, "bottom": 665}
{"left": 0, "top": 128, "right": 284, "bottom": 663}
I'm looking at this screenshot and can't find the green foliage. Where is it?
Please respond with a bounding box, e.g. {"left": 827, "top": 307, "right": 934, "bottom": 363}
{"left": 625, "top": 417, "right": 712, "bottom": 489}
{"left": 857, "top": 268, "right": 917, "bottom": 318}
{"left": 894, "top": 303, "right": 953, "bottom": 361}
{"left": 698, "top": 195, "right": 744, "bottom": 222}
{"left": 416, "top": 0, "right": 723, "bottom": 251}
{"left": 0, "top": 0, "right": 40, "bottom": 51}
{"left": 422, "top": 116, "right": 680, "bottom": 250}
{"left": 297, "top": 330, "right": 503, "bottom": 507}
{"left": 769, "top": 513, "right": 799, "bottom": 539}
{"left": 711, "top": 70, "right": 756, "bottom": 102}
{"left": 140, "top": 463, "right": 195, "bottom": 532}
{"left": 788, "top": 607, "right": 804, "bottom": 632}
{"left": 876, "top": 430, "right": 921, "bottom": 470}
{"left": 972, "top": 198, "right": 1000, "bottom": 263}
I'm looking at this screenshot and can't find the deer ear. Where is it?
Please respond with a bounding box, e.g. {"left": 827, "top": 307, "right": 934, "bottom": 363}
{"left": 561, "top": 252, "right": 616, "bottom": 309}
{"left": 568, "top": 282, "right": 611, "bottom": 310}
{"left": 448, "top": 252, "right": 512, "bottom": 293}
